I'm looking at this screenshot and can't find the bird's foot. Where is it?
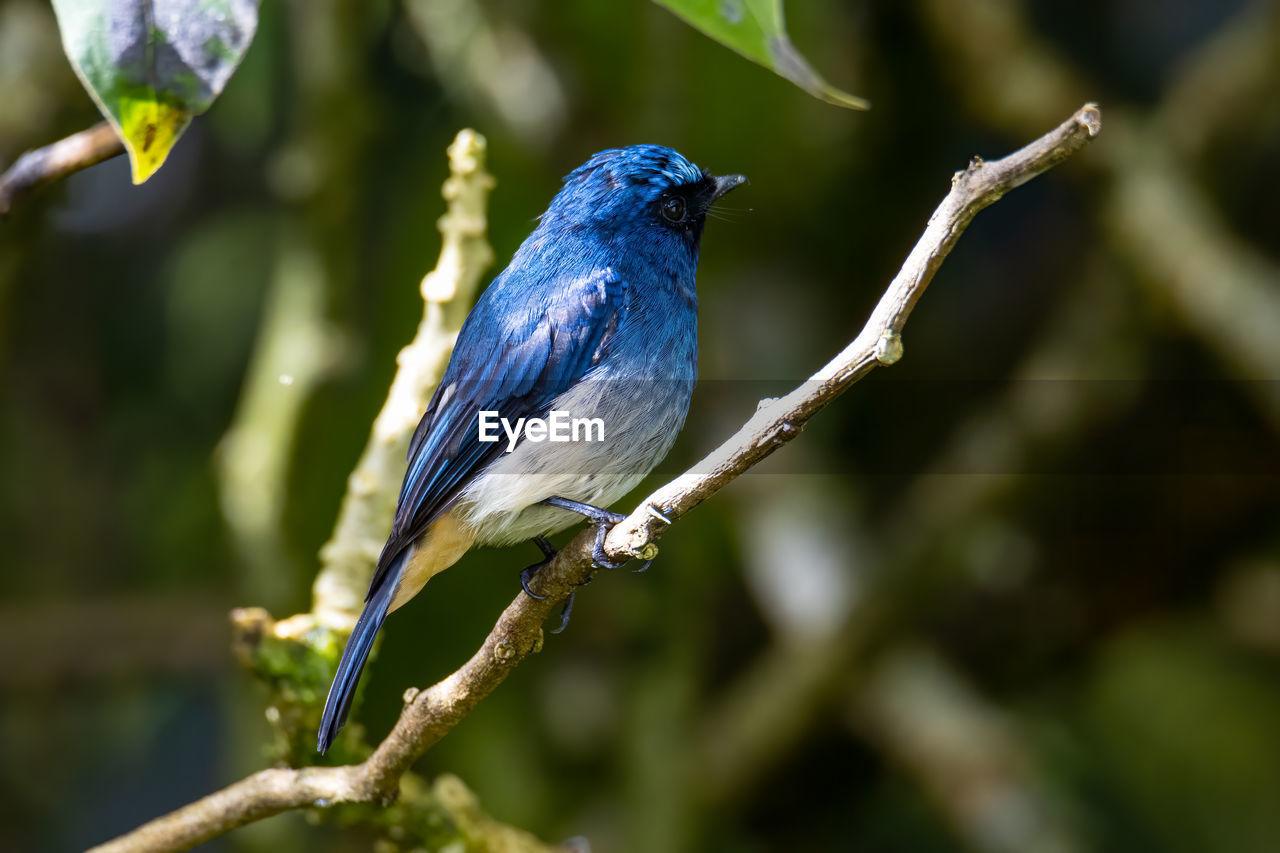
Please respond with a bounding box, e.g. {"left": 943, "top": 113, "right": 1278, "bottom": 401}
{"left": 552, "top": 575, "right": 596, "bottom": 633}
{"left": 536, "top": 497, "right": 657, "bottom": 631}
{"left": 521, "top": 536, "right": 593, "bottom": 633}
{"left": 519, "top": 535, "right": 558, "bottom": 600}
{"left": 543, "top": 496, "right": 628, "bottom": 569}
{"left": 551, "top": 590, "right": 576, "bottom": 634}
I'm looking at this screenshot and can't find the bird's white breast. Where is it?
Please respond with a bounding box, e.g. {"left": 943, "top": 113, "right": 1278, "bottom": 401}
{"left": 452, "top": 373, "right": 692, "bottom": 546}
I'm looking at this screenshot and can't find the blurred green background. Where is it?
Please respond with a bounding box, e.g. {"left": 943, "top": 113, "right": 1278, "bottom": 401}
{"left": 3, "top": 0, "right": 1280, "bottom": 850}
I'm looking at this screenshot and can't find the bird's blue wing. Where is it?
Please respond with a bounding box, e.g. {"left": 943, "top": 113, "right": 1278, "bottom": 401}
{"left": 367, "top": 266, "right": 625, "bottom": 598}
{"left": 320, "top": 267, "right": 623, "bottom": 752}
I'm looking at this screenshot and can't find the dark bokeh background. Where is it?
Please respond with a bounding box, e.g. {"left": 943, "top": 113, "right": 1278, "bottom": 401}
{"left": 3, "top": 0, "right": 1279, "bottom": 850}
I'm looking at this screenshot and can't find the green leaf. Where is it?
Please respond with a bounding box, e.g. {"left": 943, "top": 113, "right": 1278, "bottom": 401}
{"left": 654, "top": 0, "right": 869, "bottom": 109}
{"left": 51, "top": 0, "right": 260, "bottom": 183}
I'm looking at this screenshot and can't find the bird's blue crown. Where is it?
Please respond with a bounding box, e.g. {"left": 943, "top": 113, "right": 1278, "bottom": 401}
{"left": 538, "top": 144, "right": 711, "bottom": 233}
{"left": 565, "top": 145, "right": 706, "bottom": 192}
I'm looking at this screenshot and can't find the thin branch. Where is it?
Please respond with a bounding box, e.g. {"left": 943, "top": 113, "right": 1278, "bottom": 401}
{"left": 690, "top": 259, "right": 1138, "bottom": 807}
{"left": 602, "top": 102, "right": 1102, "bottom": 561}
{"left": 0, "top": 122, "right": 124, "bottom": 216}
{"left": 918, "top": 0, "right": 1280, "bottom": 431}
{"left": 92, "top": 104, "right": 1101, "bottom": 853}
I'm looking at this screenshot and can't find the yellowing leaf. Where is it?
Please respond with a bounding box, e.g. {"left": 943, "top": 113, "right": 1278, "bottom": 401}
{"left": 117, "top": 94, "right": 190, "bottom": 183}
{"left": 51, "top": 0, "right": 260, "bottom": 184}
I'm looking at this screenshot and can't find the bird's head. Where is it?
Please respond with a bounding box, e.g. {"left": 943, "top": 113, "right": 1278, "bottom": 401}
{"left": 543, "top": 145, "right": 746, "bottom": 258}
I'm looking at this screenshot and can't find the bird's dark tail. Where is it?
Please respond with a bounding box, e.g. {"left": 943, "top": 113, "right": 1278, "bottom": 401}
{"left": 316, "top": 551, "right": 405, "bottom": 754}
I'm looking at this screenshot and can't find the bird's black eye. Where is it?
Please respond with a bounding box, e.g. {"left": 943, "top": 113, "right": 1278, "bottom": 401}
{"left": 661, "top": 195, "right": 687, "bottom": 223}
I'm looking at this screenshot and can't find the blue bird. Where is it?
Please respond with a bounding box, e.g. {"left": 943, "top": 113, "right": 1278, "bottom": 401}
{"left": 317, "top": 145, "right": 745, "bottom": 753}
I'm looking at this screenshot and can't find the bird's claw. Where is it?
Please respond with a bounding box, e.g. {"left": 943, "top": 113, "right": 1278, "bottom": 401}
{"left": 545, "top": 496, "right": 628, "bottom": 568}
{"left": 550, "top": 591, "right": 576, "bottom": 634}
{"left": 591, "top": 522, "right": 627, "bottom": 569}
{"left": 533, "top": 534, "right": 556, "bottom": 559}
{"left": 520, "top": 564, "right": 547, "bottom": 600}
{"left": 519, "top": 535, "right": 557, "bottom": 600}
{"left": 534, "top": 498, "right": 660, "bottom": 629}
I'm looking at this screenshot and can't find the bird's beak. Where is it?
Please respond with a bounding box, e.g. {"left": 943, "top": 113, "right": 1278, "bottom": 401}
{"left": 709, "top": 173, "right": 747, "bottom": 200}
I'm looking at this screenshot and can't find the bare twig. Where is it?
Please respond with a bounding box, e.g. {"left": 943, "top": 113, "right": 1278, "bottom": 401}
{"left": 92, "top": 104, "right": 1100, "bottom": 853}
{"left": 690, "top": 259, "right": 1140, "bottom": 807}
{"left": 602, "top": 103, "right": 1102, "bottom": 561}
{"left": 918, "top": 0, "right": 1280, "bottom": 430}
{"left": 0, "top": 122, "right": 123, "bottom": 216}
